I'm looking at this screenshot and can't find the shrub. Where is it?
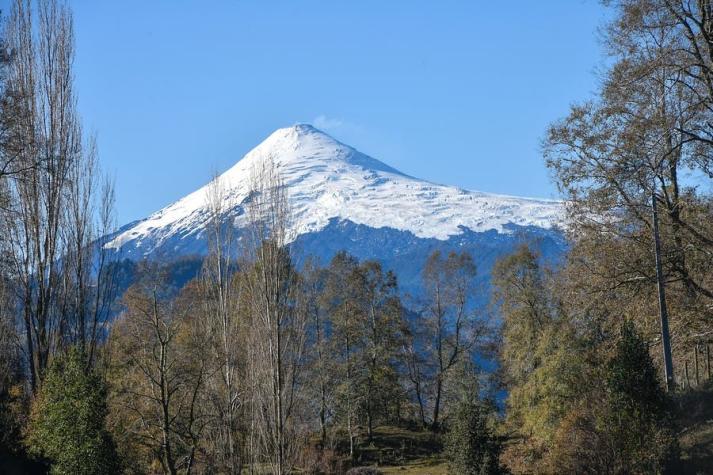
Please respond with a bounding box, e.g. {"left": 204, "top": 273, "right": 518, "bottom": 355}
{"left": 548, "top": 321, "right": 679, "bottom": 473}
{"left": 26, "top": 347, "right": 119, "bottom": 475}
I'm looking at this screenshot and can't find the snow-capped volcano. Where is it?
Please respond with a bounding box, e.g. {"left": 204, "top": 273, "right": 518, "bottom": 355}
{"left": 108, "top": 124, "right": 564, "bottom": 260}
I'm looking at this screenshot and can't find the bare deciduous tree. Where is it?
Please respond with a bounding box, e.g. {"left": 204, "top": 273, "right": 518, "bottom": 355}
{"left": 0, "top": 0, "right": 117, "bottom": 392}
{"left": 201, "top": 174, "right": 245, "bottom": 474}
{"left": 244, "top": 158, "right": 307, "bottom": 475}
{"left": 420, "top": 250, "right": 482, "bottom": 430}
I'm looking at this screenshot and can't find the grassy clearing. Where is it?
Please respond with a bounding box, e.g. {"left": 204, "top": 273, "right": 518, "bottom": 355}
{"left": 379, "top": 458, "right": 448, "bottom": 474}
{"left": 676, "top": 383, "right": 713, "bottom": 474}
{"left": 345, "top": 425, "right": 446, "bottom": 474}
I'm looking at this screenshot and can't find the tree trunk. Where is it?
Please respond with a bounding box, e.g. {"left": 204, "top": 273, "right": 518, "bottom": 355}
{"left": 651, "top": 188, "right": 675, "bottom": 391}
{"left": 695, "top": 345, "right": 700, "bottom": 387}
{"left": 415, "top": 380, "right": 426, "bottom": 428}
{"left": 431, "top": 377, "right": 442, "bottom": 431}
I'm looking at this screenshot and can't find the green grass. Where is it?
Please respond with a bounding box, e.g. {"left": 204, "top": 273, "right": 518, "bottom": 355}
{"left": 379, "top": 458, "right": 448, "bottom": 474}
{"left": 347, "top": 425, "right": 446, "bottom": 474}
{"left": 675, "top": 382, "right": 713, "bottom": 474}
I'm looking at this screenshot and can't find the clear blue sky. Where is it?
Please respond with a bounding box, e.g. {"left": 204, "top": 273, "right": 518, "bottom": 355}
{"left": 28, "top": 1, "right": 610, "bottom": 224}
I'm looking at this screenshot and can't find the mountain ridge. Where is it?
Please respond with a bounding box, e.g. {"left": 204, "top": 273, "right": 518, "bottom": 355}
{"left": 107, "top": 124, "right": 565, "bottom": 260}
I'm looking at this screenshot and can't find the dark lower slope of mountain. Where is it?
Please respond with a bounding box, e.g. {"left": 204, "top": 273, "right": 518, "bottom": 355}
{"left": 109, "top": 219, "right": 566, "bottom": 306}
{"left": 293, "top": 219, "right": 566, "bottom": 296}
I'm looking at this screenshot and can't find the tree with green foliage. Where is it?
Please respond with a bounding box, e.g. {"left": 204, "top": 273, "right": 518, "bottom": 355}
{"left": 492, "top": 245, "right": 550, "bottom": 390}
{"left": 323, "top": 251, "right": 364, "bottom": 459}
{"left": 27, "top": 346, "right": 119, "bottom": 475}
{"left": 601, "top": 321, "right": 678, "bottom": 472}
{"left": 357, "top": 259, "right": 405, "bottom": 439}
{"left": 445, "top": 400, "right": 506, "bottom": 475}
{"left": 492, "top": 244, "right": 592, "bottom": 471}
{"left": 550, "top": 321, "right": 679, "bottom": 474}
{"left": 321, "top": 251, "right": 406, "bottom": 456}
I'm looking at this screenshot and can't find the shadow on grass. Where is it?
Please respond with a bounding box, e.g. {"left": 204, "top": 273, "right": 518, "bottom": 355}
{"left": 675, "top": 382, "right": 713, "bottom": 474}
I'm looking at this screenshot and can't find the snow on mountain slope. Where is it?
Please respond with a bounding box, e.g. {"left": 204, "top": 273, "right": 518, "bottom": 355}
{"left": 107, "top": 124, "right": 565, "bottom": 258}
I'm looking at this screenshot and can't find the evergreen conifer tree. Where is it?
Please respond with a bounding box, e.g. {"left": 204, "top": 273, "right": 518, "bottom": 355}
{"left": 445, "top": 400, "right": 506, "bottom": 475}
{"left": 600, "top": 321, "right": 678, "bottom": 473}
